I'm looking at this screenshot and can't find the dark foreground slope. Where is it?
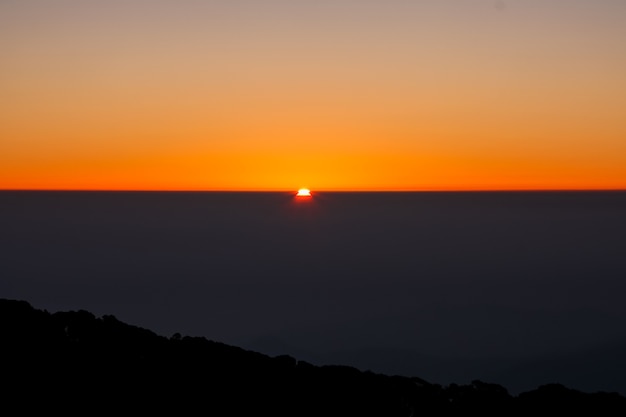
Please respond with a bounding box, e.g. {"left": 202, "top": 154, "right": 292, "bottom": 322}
{"left": 2, "top": 299, "right": 625, "bottom": 416}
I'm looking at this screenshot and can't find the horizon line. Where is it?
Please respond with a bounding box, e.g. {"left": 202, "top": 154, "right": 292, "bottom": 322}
{"left": 2, "top": 188, "right": 626, "bottom": 193}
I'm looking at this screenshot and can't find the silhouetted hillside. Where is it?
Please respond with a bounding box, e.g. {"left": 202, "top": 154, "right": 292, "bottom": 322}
{"left": 2, "top": 299, "right": 625, "bottom": 416}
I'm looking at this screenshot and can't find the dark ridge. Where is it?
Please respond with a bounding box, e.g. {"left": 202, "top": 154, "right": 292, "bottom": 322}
{"left": 2, "top": 298, "right": 625, "bottom": 416}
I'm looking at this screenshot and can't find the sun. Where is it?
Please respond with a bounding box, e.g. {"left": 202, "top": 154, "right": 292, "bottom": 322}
{"left": 296, "top": 188, "right": 311, "bottom": 197}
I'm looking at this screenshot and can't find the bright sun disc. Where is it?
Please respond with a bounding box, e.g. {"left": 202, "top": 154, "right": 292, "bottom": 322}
{"left": 297, "top": 188, "right": 311, "bottom": 197}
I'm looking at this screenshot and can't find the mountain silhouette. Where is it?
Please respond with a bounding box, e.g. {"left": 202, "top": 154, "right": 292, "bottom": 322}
{"left": 2, "top": 298, "right": 625, "bottom": 416}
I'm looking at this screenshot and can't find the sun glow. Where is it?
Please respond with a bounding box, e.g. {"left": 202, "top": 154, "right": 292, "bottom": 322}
{"left": 297, "top": 188, "right": 311, "bottom": 197}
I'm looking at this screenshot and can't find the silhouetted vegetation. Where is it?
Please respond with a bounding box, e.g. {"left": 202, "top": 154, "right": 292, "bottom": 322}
{"left": 2, "top": 298, "right": 625, "bottom": 416}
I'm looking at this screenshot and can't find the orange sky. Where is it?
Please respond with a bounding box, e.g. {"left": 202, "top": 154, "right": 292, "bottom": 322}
{"left": 1, "top": 1, "right": 625, "bottom": 191}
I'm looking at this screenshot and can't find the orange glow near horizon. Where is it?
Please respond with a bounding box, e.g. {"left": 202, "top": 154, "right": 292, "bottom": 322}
{"left": 1, "top": 2, "right": 625, "bottom": 192}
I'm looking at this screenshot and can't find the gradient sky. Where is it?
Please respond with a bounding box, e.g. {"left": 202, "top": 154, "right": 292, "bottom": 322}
{"left": 2, "top": 0, "right": 625, "bottom": 191}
